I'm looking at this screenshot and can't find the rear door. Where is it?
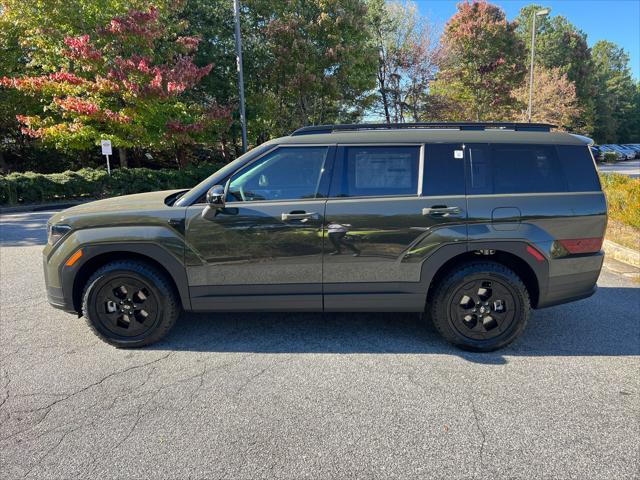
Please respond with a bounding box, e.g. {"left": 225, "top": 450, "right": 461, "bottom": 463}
{"left": 322, "top": 143, "right": 468, "bottom": 311}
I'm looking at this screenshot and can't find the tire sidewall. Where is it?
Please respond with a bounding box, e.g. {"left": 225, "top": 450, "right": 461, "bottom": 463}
{"left": 83, "top": 264, "right": 176, "bottom": 347}
{"left": 432, "top": 264, "right": 530, "bottom": 351}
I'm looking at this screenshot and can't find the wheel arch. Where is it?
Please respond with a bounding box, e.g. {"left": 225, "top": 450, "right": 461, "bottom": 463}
{"left": 422, "top": 242, "right": 545, "bottom": 309}
{"left": 68, "top": 244, "right": 190, "bottom": 314}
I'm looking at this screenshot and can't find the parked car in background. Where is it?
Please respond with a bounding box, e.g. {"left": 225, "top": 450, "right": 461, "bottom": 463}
{"left": 622, "top": 144, "right": 640, "bottom": 158}
{"left": 606, "top": 144, "right": 635, "bottom": 160}
{"left": 598, "top": 145, "right": 625, "bottom": 161}
{"left": 590, "top": 145, "right": 603, "bottom": 162}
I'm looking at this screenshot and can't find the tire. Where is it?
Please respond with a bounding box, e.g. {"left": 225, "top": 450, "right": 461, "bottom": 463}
{"left": 81, "top": 260, "right": 181, "bottom": 348}
{"left": 429, "top": 262, "right": 530, "bottom": 352}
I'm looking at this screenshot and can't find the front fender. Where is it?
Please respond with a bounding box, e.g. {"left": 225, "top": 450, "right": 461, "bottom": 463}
{"left": 45, "top": 226, "right": 192, "bottom": 312}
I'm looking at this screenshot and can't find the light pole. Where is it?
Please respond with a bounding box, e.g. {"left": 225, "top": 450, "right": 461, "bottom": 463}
{"left": 527, "top": 8, "right": 551, "bottom": 123}
{"left": 233, "top": 0, "right": 248, "bottom": 153}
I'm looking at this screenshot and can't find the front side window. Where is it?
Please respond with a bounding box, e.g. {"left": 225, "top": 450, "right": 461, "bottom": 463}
{"left": 331, "top": 146, "right": 420, "bottom": 197}
{"left": 227, "top": 147, "right": 328, "bottom": 202}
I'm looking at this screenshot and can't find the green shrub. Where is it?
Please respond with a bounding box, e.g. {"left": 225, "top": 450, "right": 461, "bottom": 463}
{"left": 602, "top": 151, "right": 619, "bottom": 163}
{"left": 600, "top": 173, "right": 640, "bottom": 229}
{"left": 0, "top": 163, "right": 223, "bottom": 206}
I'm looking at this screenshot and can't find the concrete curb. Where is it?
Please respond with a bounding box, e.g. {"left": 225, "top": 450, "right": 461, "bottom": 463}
{"left": 603, "top": 239, "right": 640, "bottom": 268}
{"left": 0, "top": 199, "right": 94, "bottom": 215}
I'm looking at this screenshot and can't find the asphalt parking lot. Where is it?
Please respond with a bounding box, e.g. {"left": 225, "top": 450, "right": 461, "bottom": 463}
{"left": 1, "top": 210, "right": 639, "bottom": 479}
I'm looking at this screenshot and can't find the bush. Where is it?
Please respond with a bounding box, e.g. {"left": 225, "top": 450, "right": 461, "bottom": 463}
{"left": 600, "top": 173, "right": 640, "bottom": 229}
{"left": 602, "top": 151, "right": 619, "bottom": 163}
{"left": 0, "top": 163, "right": 224, "bottom": 206}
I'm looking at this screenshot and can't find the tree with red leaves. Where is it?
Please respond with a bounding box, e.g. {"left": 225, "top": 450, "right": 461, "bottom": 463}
{"left": 431, "top": 0, "right": 526, "bottom": 121}
{"left": 1, "top": 6, "right": 230, "bottom": 167}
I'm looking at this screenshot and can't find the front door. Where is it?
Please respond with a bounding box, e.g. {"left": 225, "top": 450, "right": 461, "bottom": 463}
{"left": 185, "top": 146, "right": 333, "bottom": 311}
{"left": 323, "top": 144, "right": 468, "bottom": 311}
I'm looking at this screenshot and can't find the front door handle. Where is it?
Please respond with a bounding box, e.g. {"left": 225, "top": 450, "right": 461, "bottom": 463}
{"left": 422, "top": 206, "right": 463, "bottom": 217}
{"left": 281, "top": 212, "right": 319, "bottom": 221}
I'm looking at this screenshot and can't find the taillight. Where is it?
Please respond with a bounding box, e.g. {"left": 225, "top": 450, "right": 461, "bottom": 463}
{"left": 557, "top": 237, "right": 603, "bottom": 254}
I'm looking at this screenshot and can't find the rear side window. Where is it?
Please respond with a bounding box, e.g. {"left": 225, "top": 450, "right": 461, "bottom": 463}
{"left": 330, "top": 146, "right": 419, "bottom": 197}
{"left": 423, "top": 144, "right": 465, "bottom": 196}
{"left": 491, "top": 144, "right": 566, "bottom": 193}
{"left": 556, "top": 145, "right": 601, "bottom": 192}
{"left": 467, "top": 143, "right": 598, "bottom": 194}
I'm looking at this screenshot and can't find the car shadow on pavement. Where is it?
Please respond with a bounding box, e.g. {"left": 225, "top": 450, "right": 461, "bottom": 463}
{"left": 150, "top": 286, "right": 640, "bottom": 364}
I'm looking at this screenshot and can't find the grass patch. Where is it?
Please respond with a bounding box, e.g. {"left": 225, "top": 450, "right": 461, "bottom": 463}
{"left": 606, "top": 219, "right": 640, "bottom": 251}
{"left": 599, "top": 173, "right": 640, "bottom": 230}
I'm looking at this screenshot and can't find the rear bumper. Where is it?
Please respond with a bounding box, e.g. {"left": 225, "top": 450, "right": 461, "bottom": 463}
{"left": 536, "top": 252, "right": 604, "bottom": 308}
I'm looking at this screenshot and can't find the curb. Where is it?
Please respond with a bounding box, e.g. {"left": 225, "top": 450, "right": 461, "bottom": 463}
{"left": 603, "top": 239, "right": 640, "bottom": 268}
{"left": 0, "top": 199, "right": 94, "bottom": 215}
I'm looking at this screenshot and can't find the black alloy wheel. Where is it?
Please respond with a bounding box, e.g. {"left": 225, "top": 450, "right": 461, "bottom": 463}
{"left": 429, "top": 262, "right": 531, "bottom": 351}
{"left": 94, "top": 277, "right": 159, "bottom": 337}
{"left": 82, "top": 260, "right": 180, "bottom": 348}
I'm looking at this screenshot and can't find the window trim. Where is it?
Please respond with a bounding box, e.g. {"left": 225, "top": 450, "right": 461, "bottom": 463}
{"left": 329, "top": 143, "right": 424, "bottom": 199}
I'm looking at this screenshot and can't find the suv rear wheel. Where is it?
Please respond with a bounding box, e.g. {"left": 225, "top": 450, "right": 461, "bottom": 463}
{"left": 429, "top": 262, "right": 530, "bottom": 351}
{"left": 81, "top": 260, "right": 180, "bottom": 348}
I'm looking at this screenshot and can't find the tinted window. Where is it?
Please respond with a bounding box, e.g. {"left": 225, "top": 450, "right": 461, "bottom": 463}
{"left": 491, "top": 145, "right": 566, "bottom": 193}
{"left": 557, "top": 145, "right": 601, "bottom": 192}
{"left": 331, "top": 146, "right": 419, "bottom": 197}
{"left": 227, "top": 147, "right": 328, "bottom": 202}
{"left": 468, "top": 145, "right": 491, "bottom": 193}
{"left": 467, "top": 144, "right": 569, "bottom": 194}
{"left": 423, "top": 144, "right": 465, "bottom": 195}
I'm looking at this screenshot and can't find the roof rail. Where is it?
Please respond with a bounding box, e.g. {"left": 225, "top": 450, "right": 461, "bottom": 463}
{"left": 290, "top": 122, "right": 556, "bottom": 136}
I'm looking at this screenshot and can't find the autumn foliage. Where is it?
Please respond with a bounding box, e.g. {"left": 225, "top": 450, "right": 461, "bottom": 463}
{"left": 431, "top": 0, "right": 526, "bottom": 121}
{"left": 0, "top": 6, "right": 230, "bottom": 156}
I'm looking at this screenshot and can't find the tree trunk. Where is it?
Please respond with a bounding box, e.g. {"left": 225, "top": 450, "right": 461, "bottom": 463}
{"left": 0, "top": 150, "right": 7, "bottom": 173}
{"left": 176, "top": 147, "right": 188, "bottom": 168}
{"left": 118, "top": 148, "right": 128, "bottom": 168}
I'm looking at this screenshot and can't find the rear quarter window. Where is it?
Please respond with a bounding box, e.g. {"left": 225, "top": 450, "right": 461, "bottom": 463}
{"left": 467, "top": 143, "right": 600, "bottom": 195}
{"left": 556, "top": 145, "right": 601, "bottom": 192}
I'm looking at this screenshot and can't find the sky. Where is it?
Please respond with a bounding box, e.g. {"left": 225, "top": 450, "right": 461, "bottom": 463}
{"left": 416, "top": 0, "right": 640, "bottom": 80}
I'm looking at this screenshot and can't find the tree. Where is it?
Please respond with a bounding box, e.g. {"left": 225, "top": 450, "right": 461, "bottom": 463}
{"left": 515, "top": 5, "right": 595, "bottom": 133}
{"left": 1, "top": 6, "right": 231, "bottom": 167}
{"left": 431, "top": 0, "right": 526, "bottom": 122}
{"left": 511, "top": 66, "right": 581, "bottom": 129}
{"left": 245, "top": 0, "right": 378, "bottom": 137}
{"left": 368, "top": 0, "right": 441, "bottom": 123}
{"left": 591, "top": 40, "right": 637, "bottom": 143}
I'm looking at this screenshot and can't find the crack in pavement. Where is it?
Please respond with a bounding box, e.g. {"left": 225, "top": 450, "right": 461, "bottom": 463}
{"left": 0, "top": 352, "right": 174, "bottom": 442}
{"left": 21, "top": 424, "right": 82, "bottom": 479}
{"left": 469, "top": 395, "right": 487, "bottom": 478}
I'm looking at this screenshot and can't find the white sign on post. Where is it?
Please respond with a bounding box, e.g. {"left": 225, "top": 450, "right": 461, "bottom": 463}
{"left": 101, "top": 139, "right": 112, "bottom": 175}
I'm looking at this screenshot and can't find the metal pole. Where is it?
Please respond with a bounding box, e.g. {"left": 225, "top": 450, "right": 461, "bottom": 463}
{"left": 233, "top": 0, "right": 248, "bottom": 153}
{"left": 106, "top": 155, "right": 111, "bottom": 175}
{"left": 527, "top": 12, "right": 537, "bottom": 123}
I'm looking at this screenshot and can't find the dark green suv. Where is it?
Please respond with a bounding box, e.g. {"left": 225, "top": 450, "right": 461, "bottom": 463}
{"left": 43, "top": 122, "right": 607, "bottom": 351}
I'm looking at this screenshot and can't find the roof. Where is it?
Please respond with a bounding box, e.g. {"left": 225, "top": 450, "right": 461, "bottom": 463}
{"left": 270, "top": 128, "right": 592, "bottom": 146}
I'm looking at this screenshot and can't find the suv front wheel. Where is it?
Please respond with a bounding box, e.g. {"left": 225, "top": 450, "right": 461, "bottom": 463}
{"left": 429, "top": 262, "right": 531, "bottom": 351}
{"left": 82, "top": 260, "right": 181, "bottom": 348}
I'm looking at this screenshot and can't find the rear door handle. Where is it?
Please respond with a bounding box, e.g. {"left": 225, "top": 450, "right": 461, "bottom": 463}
{"left": 281, "top": 212, "right": 319, "bottom": 221}
{"left": 422, "top": 206, "right": 462, "bottom": 217}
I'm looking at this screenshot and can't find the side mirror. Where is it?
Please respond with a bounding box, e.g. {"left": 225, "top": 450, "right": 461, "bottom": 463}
{"left": 201, "top": 185, "right": 225, "bottom": 219}
{"left": 206, "top": 185, "right": 226, "bottom": 208}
